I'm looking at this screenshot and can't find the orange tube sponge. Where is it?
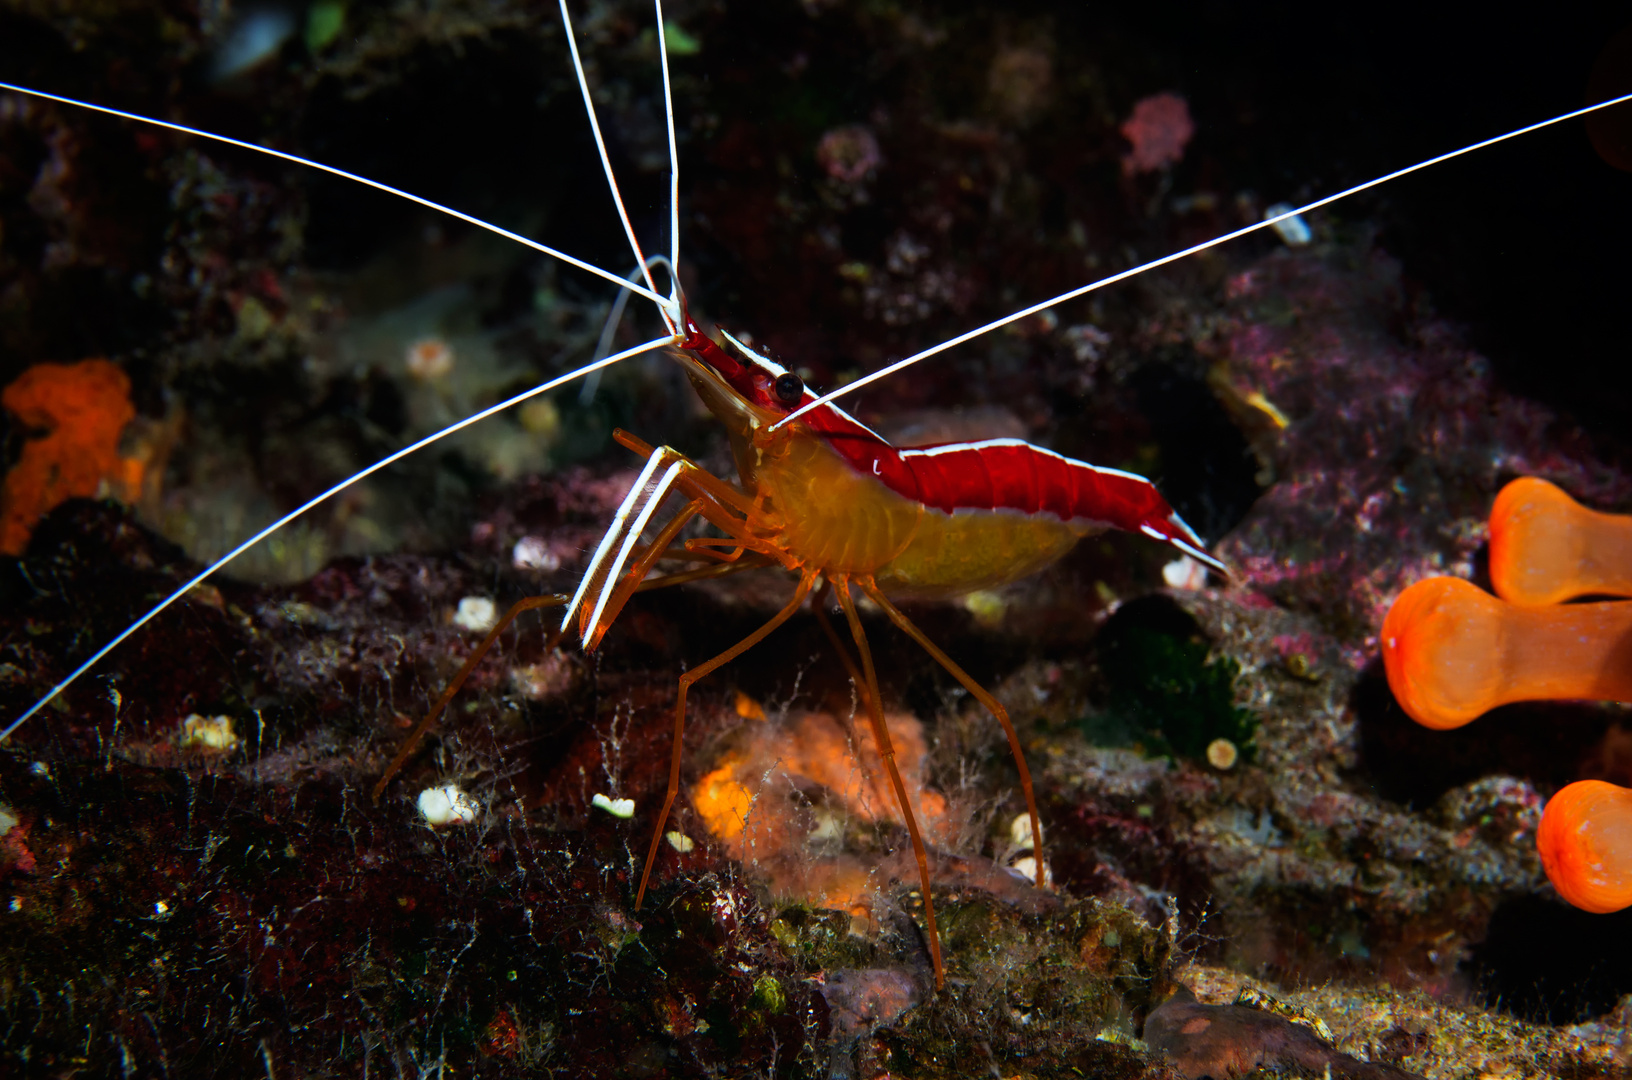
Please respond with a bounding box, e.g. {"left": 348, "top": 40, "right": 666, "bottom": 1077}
{"left": 1536, "top": 780, "right": 1632, "bottom": 913}
{"left": 1380, "top": 576, "right": 1632, "bottom": 730}
{"left": 1489, "top": 476, "right": 1632, "bottom": 607}
{"left": 1, "top": 359, "right": 139, "bottom": 556}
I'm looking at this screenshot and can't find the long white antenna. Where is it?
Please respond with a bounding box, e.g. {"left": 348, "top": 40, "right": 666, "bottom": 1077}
{"left": 776, "top": 89, "right": 1632, "bottom": 431}
{"left": 582, "top": 255, "right": 676, "bottom": 404}
{"left": 557, "top": 0, "right": 677, "bottom": 331}
{"left": 655, "top": 0, "right": 682, "bottom": 297}
{"left": 0, "top": 81, "right": 669, "bottom": 308}
{"left": 0, "top": 335, "right": 675, "bottom": 743}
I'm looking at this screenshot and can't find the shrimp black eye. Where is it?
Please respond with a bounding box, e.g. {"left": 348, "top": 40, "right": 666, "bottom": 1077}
{"left": 774, "top": 372, "right": 804, "bottom": 404}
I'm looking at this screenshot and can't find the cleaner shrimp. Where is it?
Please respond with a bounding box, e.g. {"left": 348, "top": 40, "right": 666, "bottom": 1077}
{"left": 1, "top": 0, "right": 1630, "bottom": 1060}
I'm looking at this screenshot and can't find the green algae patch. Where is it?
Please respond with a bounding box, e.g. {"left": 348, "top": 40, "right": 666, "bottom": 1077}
{"left": 750, "top": 974, "right": 787, "bottom": 1014}
{"left": 769, "top": 906, "right": 879, "bottom": 970}
{"left": 1090, "top": 600, "right": 1259, "bottom": 764}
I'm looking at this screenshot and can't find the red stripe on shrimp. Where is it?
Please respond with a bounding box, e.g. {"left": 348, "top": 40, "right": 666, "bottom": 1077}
{"left": 684, "top": 321, "right": 1220, "bottom": 570}
{"left": 894, "top": 440, "right": 1219, "bottom": 569}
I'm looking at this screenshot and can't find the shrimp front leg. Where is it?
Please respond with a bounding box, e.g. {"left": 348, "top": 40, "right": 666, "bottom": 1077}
{"left": 374, "top": 442, "right": 774, "bottom": 801}
{"left": 570, "top": 437, "right": 777, "bottom": 650}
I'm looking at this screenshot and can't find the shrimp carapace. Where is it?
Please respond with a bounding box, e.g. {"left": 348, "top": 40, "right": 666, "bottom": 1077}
{"left": 1537, "top": 779, "right": 1632, "bottom": 913}
{"left": 1380, "top": 575, "right": 1632, "bottom": 730}
{"left": 1489, "top": 477, "right": 1632, "bottom": 607}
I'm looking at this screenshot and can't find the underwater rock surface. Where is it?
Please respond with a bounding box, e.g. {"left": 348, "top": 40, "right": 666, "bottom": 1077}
{"left": 3, "top": 0, "right": 1631, "bottom": 1077}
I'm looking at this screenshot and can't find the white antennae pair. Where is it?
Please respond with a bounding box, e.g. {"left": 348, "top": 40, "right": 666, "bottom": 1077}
{"left": 0, "top": 0, "right": 688, "bottom": 741}
{"left": 2, "top": 20, "right": 1629, "bottom": 739}
{"left": 557, "top": 0, "right": 685, "bottom": 331}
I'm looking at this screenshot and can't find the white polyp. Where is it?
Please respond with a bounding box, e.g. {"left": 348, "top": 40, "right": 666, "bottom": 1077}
{"left": 808, "top": 811, "right": 846, "bottom": 846}
{"left": 665, "top": 830, "right": 695, "bottom": 852}
{"left": 592, "top": 793, "right": 636, "bottom": 819}
{"left": 1206, "top": 738, "right": 1240, "bottom": 771}
{"left": 512, "top": 536, "right": 559, "bottom": 572}
{"left": 454, "top": 597, "right": 499, "bottom": 633}
{"left": 560, "top": 446, "right": 673, "bottom": 634}
{"left": 1010, "top": 856, "right": 1053, "bottom": 887}
{"left": 1264, "top": 202, "right": 1312, "bottom": 246}
{"left": 179, "top": 714, "right": 240, "bottom": 752}
{"left": 405, "top": 337, "right": 455, "bottom": 379}
{"left": 582, "top": 460, "right": 685, "bottom": 643}
{"left": 1009, "top": 811, "right": 1043, "bottom": 852}
{"left": 1163, "top": 556, "right": 1208, "bottom": 591}
{"left": 418, "top": 785, "right": 480, "bottom": 827}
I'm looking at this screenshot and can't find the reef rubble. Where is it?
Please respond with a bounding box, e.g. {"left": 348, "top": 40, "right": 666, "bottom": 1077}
{"left": 3, "top": 1, "right": 1631, "bottom": 1077}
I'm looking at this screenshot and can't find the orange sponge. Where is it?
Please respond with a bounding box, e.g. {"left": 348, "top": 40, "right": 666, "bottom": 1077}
{"left": 1380, "top": 576, "right": 1632, "bottom": 730}
{"left": 1, "top": 359, "right": 140, "bottom": 556}
{"left": 1536, "top": 780, "right": 1632, "bottom": 913}
{"left": 1489, "top": 476, "right": 1632, "bottom": 607}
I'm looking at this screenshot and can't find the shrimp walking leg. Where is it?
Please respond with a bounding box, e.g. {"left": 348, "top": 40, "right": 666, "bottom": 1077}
{"left": 372, "top": 557, "right": 772, "bottom": 802}
{"left": 859, "top": 580, "right": 1045, "bottom": 892}
{"left": 833, "top": 578, "right": 947, "bottom": 990}
{"left": 809, "top": 581, "right": 878, "bottom": 765}
{"left": 811, "top": 580, "right": 875, "bottom": 717}
{"left": 571, "top": 442, "right": 769, "bottom": 649}
{"left": 583, "top": 505, "right": 770, "bottom": 647}
{"left": 372, "top": 592, "right": 572, "bottom": 803}
{"left": 636, "top": 569, "right": 820, "bottom": 908}
{"left": 578, "top": 496, "right": 705, "bottom": 644}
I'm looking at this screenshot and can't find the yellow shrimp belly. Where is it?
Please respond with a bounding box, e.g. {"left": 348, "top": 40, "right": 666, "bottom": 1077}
{"left": 875, "top": 507, "right": 1086, "bottom": 600}
{"left": 752, "top": 430, "right": 925, "bottom": 573}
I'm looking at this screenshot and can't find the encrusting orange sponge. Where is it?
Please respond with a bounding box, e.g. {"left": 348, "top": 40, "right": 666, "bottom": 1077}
{"left": 1536, "top": 779, "right": 1632, "bottom": 913}
{"left": 1489, "top": 476, "right": 1632, "bottom": 607}
{"left": 1380, "top": 576, "right": 1632, "bottom": 730}
{"left": 1, "top": 359, "right": 141, "bottom": 556}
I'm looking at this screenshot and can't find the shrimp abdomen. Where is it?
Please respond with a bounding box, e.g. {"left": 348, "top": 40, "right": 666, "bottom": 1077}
{"left": 895, "top": 439, "right": 1222, "bottom": 573}
{"left": 752, "top": 428, "right": 1089, "bottom": 596}
{"left": 874, "top": 505, "right": 1085, "bottom": 599}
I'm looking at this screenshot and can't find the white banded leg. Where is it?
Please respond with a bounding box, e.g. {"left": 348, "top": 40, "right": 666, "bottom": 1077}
{"left": 560, "top": 446, "right": 673, "bottom": 634}
{"left": 560, "top": 445, "right": 689, "bottom": 643}
{"left": 581, "top": 458, "right": 688, "bottom": 643}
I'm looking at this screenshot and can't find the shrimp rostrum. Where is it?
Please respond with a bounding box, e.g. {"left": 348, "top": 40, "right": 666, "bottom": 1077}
{"left": 375, "top": 310, "right": 1226, "bottom": 989}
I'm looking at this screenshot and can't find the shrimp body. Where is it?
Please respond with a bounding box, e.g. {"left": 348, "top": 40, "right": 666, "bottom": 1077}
{"left": 675, "top": 322, "right": 1223, "bottom": 599}
{"left": 591, "top": 318, "right": 1226, "bottom": 988}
